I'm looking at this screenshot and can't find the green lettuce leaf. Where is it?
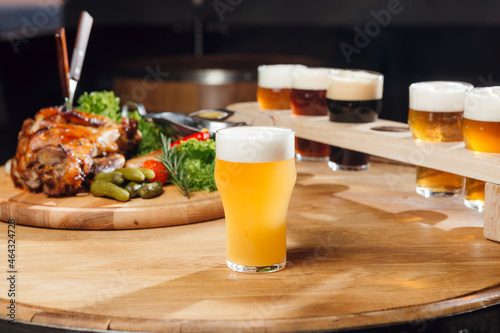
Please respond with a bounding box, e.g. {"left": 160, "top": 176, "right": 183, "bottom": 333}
{"left": 176, "top": 138, "right": 217, "bottom": 192}
{"left": 75, "top": 90, "right": 175, "bottom": 157}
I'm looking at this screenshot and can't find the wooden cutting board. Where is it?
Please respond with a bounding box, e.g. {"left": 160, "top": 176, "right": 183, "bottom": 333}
{"left": 0, "top": 167, "right": 223, "bottom": 230}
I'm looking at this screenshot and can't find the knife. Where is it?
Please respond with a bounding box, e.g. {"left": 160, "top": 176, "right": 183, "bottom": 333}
{"left": 54, "top": 27, "right": 70, "bottom": 102}
{"left": 68, "top": 11, "right": 93, "bottom": 110}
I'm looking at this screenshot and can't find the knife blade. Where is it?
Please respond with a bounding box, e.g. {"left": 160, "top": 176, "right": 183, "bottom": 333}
{"left": 68, "top": 11, "right": 93, "bottom": 110}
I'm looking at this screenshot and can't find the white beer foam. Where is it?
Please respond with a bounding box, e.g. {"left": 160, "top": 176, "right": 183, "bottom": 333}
{"left": 292, "top": 67, "right": 331, "bottom": 90}
{"left": 409, "top": 81, "right": 473, "bottom": 112}
{"left": 216, "top": 126, "right": 295, "bottom": 163}
{"left": 326, "top": 69, "right": 384, "bottom": 101}
{"left": 258, "top": 64, "right": 307, "bottom": 89}
{"left": 465, "top": 87, "right": 500, "bottom": 122}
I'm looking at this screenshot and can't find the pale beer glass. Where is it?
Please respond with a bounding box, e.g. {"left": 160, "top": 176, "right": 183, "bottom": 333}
{"left": 257, "top": 64, "right": 306, "bottom": 110}
{"left": 463, "top": 87, "right": 500, "bottom": 212}
{"left": 408, "top": 81, "right": 473, "bottom": 198}
{"left": 214, "top": 126, "right": 296, "bottom": 273}
{"left": 326, "top": 69, "right": 384, "bottom": 171}
{"left": 290, "top": 67, "right": 330, "bottom": 161}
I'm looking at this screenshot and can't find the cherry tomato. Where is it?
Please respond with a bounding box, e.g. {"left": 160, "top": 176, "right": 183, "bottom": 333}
{"left": 141, "top": 160, "right": 169, "bottom": 185}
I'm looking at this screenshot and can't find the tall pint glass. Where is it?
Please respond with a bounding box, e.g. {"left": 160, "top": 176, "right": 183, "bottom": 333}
{"left": 290, "top": 67, "right": 330, "bottom": 161}
{"left": 463, "top": 87, "right": 500, "bottom": 212}
{"left": 214, "top": 126, "right": 296, "bottom": 273}
{"left": 326, "top": 69, "right": 383, "bottom": 171}
{"left": 257, "top": 64, "right": 306, "bottom": 110}
{"left": 408, "top": 81, "right": 473, "bottom": 198}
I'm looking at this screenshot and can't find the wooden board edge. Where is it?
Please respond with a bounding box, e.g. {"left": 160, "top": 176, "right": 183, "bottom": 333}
{"left": 0, "top": 192, "right": 224, "bottom": 230}
{"left": 2, "top": 285, "right": 499, "bottom": 332}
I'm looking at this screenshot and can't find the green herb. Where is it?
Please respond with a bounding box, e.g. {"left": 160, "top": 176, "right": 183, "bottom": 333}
{"left": 128, "top": 112, "right": 176, "bottom": 156}
{"left": 75, "top": 91, "right": 175, "bottom": 157}
{"left": 158, "top": 134, "right": 191, "bottom": 198}
{"left": 76, "top": 91, "right": 121, "bottom": 123}
{"left": 158, "top": 134, "right": 217, "bottom": 198}
{"left": 176, "top": 138, "right": 217, "bottom": 193}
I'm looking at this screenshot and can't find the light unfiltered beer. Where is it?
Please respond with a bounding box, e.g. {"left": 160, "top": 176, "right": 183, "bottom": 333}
{"left": 326, "top": 69, "right": 384, "bottom": 171}
{"left": 408, "top": 81, "right": 472, "bottom": 198}
{"left": 464, "top": 178, "right": 485, "bottom": 212}
{"left": 214, "top": 126, "right": 296, "bottom": 273}
{"left": 409, "top": 81, "right": 472, "bottom": 142}
{"left": 257, "top": 64, "right": 306, "bottom": 110}
{"left": 463, "top": 119, "right": 500, "bottom": 152}
{"left": 408, "top": 110, "right": 464, "bottom": 142}
{"left": 463, "top": 87, "right": 500, "bottom": 211}
{"left": 290, "top": 67, "right": 330, "bottom": 161}
{"left": 416, "top": 166, "right": 464, "bottom": 197}
{"left": 463, "top": 87, "right": 500, "bottom": 152}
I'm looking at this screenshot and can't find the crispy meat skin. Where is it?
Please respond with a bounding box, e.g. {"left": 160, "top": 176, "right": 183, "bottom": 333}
{"left": 10, "top": 107, "right": 140, "bottom": 197}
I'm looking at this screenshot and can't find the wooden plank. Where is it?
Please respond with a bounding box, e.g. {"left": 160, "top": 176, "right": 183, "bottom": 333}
{"left": 485, "top": 183, "right": 500, "bottom": 242}
{"left": 0, "top": 161, "right": 498, "bottom": 332}
{"left": 227, "top": 102, "right": 500, "bottom": 185}
{"left": 31, "top": 311, "right": 110, "bottom": 330}
{"left": 0, "top": 167, "right": 223, "bottom": 230}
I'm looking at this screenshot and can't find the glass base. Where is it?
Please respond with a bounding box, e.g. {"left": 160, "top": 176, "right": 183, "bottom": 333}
{"left": 296, "top": 153, "right": 328, "bottom": 162}
{"left": 226, "top": 259, "right": 286, "bottom": 273}
{"left": 328, "top": 161, "right": 369, "bottom": 171}
{"left": 416, "top": 186, "right": 461, "bottom": 198}
{"left": 464, "top": 199, "right": 485, "bottom": 212}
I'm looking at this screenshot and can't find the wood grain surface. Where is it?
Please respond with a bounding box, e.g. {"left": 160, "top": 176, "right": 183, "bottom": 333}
{"left": 227, "top": 102, "right": 500, "bottom": 185}
{"left": 1, "top": 161, "right": 499, "bottom": 332}
{"left": 0, "top": 167, "right": 223, "bottom": 230}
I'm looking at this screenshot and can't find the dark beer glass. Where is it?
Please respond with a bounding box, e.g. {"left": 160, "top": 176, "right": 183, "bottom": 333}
{"left": 290, "top": 67, "right": 330, "bottom": 161}
{"left": 326, "top": 69, "right": 384, "bottom": 171}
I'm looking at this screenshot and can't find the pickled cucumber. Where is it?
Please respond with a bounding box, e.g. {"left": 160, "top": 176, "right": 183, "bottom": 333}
{"left": 138, "top": 168, "right": 155, "bottom": 181}
{"left": 115, "top": 167, "right": 145, "bottom": 182}
{"left": 93, "top": 171, "right": 125, "bottom": 184}
{"left": 90, "top": 180, "right": 130, "bottom": 202}
{"left": 125, "top": 181, "right": 142, "bottom": 198}
{"left": 138, "top": 181, "right": 164, "bottom": 199}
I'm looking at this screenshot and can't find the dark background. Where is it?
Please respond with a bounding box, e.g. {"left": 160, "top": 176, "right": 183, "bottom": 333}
{"left": 1, "top": 0, "right": 500, "bottom": 164}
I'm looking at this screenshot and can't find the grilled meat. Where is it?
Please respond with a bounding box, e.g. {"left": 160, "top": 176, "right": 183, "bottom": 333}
{"left": 10, "top": 107, "right": 140, "bottom": 197}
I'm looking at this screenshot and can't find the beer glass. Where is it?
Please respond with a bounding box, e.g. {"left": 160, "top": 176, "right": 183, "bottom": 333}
{"left": 214, "top": 126, "right": 296, "bottom": 273}
{"left": 408, "top": 81, "right": 473, "bottom": 198}
{"left": 326, "top": 69, "right": 383, "bottom": 171}
{"left": 290, "top": 67, "right": 330, "bottom": 161}
{"left": 463, "top": 87, "right": 500, "bottom": 211}
{"left": 257, "top": 64, "right": 306, "bottom": 110}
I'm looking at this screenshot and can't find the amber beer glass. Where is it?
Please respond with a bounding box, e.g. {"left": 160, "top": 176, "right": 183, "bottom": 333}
{"left": 408, "top": 81, "right": 473, "bottom": 198}
{"left": 214, "top": 126, "right": 296, "bottom": 273}
{"left": 257, "top": 64, "right": 306, "bottom": 110}
{"left": 463, "top": 87, "right": 500, "bottom": 211}
{"left": 326, "top": 69, "right": 383, "bottom": 171}
{"left": 290, "top": 67, "right": 330, "bottom": 161}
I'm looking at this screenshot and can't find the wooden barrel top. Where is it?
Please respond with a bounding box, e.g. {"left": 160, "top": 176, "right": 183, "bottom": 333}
{"left": 1, "top": 161, "right": 499, "bottom": 332}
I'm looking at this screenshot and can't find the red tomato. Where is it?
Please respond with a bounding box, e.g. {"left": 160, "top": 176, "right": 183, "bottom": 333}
{"left": 141, "top": 160, "right": 169, "bottom": 185}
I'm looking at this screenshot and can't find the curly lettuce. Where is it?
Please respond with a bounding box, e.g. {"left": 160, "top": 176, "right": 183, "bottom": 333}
{"left": 176, "top": 138, "right": 217, "bottom": 193}
{"left": 76, "top": 91, "right": 174, "bottom": 156}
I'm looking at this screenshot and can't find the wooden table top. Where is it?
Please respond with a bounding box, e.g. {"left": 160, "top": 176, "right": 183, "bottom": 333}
{"left": 1, "top": 160, "right": 499, "bottom": 332}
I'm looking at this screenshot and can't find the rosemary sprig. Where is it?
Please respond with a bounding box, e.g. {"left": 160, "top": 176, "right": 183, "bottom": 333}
{"left": 158, "top": 133, "right": 191, "bottom": 198}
